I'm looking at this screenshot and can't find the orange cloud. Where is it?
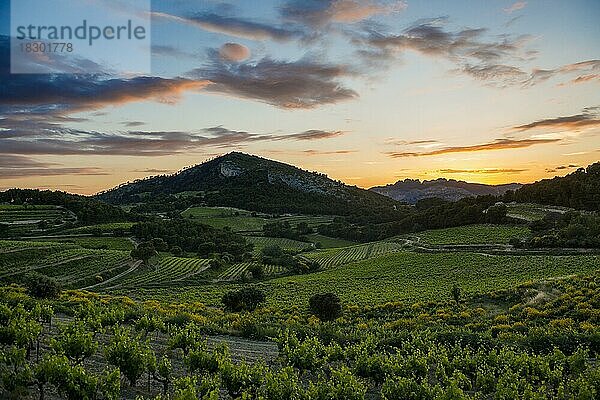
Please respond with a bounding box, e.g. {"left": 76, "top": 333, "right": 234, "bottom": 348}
{"left": 386, "top": 138, "right": 560, "bottom": 158}
{"left": 512, "top": 108, "right": 600, "bottom": 131}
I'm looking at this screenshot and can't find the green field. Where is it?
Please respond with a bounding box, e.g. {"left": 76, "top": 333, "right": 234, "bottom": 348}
{"left": 245, "top": 236, "right": 314, "bottom": 253}
{"left": 0, "top": 245, "right": 131, "bottom": 289}
{"left": 37, "top": 236, "right": 134, "bottom": 251}
{"left": 307, "top": 233, "right": 357, "bottom": 248}
{"left": 410, "top": 224, "right": 530, "bottom": 245}
{"left": 120, "top": 251, "right": 600, "bottom": 308}
{"left": 506, "top": 202, "right": 574, "bottom": 221}
{"left": 64, "top": 222, "right": 135, "bottom": 234}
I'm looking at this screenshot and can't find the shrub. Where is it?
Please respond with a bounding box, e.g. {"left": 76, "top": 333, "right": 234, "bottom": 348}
{"left": 24, "top": 273, "right": 62, "bottom": 299}
{"left": 309, "top": 293, "right": 342, "bottom": 321}
{"left": 222, "top": 287, "right": 266, "bottom": 312}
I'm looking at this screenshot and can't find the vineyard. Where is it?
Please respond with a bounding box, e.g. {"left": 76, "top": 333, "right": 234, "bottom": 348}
{"left": 409, "top": 224, "right": 530, "bottom": 245}
{"left": 244, "top": 236, "right": 313, "bottom": 253}
{"left": 0, "top": 244, "right": 131, "bottom": 289}
{"left": 64, "top": 222, "right": 135, "bottom": 234}
{"left": 2, "top": 269, "right": 598, "bottom": 399}
{"left": 216, "top": 262, "right": 287, "bottom": 281}
{"left": 105, "top": 257, "right": 211, "bottom": 289}
{"left": 305, "top": 241, "right": 404, "bottom": 268}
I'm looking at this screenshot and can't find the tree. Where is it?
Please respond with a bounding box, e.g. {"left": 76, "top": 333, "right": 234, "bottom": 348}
{"left": 248, "top": 264, "right": 264, "bottom": 279}
{"left": 309, "top": 293, "right": 342, "bottom": 321}
{"left": 24, "top": 273, "right": 61, "bottom": 299}
{"left": 486, "top": 203, "right": 508, "bottom": 224}
{"left": 222, "top": 287, "right": 266, "bottom": 312}
{"left": 171, "top": 246, "right": 183, "bottom": 256}
{"left": 130, "top": 242, "right": 157, "bottom": 265}
{"left": 452, "top": 285, "right": 461, "bottom": 306}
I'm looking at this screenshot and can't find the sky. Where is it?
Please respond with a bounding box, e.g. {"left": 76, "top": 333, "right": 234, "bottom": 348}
{"left": 1, "top": 0, "right": 599, "bottom": 195}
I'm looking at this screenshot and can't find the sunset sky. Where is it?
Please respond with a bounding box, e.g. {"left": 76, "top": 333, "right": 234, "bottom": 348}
{"left": 1, "top": 0, "right": 599, "bottom": 195}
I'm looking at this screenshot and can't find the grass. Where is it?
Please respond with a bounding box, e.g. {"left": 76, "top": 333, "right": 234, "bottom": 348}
{"left": 116, "top": 252, "right": 600, "bottom": 308}
{"left": 411, "top": 224, "right": 530, "bottom": 245}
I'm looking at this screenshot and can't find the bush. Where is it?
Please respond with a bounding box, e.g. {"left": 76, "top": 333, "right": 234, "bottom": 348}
{"left": 248, "top": 264, "right": 264, "bottom": 279}
{"left": 309, "top": 293, "right": 342, "bottom": 321}
{"left": 222, "top": 287, "right": 266, "bottom": 312}
{"left": 170, "top": 246, "right": 183, "bottom": 256}
{"left": 25, "top": 273, "right": 62, "bottom": 299}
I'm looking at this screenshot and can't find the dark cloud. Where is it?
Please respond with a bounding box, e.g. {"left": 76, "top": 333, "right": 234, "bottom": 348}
{"left": 0, "top": 122, "right": 347, "bottom": 157}
{"left": 512, "top": 107, "right": 600, "bottom": 131}
{"left": 385, "top": 138, "right": 561, "bottom": 158}
{"left": 352, "top": 19, "right": 535, "bottom": 86}
{"left": 152, "top": 45, "right": 200, "bottom": 60}
{"left": 280, "top": 0, "right": 406, "bottom": 27}
{"left": 122, "top": 121, "right": 146, "bottom": 127}
{"left": 189, "top": 56, "right": 358, "bottom": 108}
{"left": 285, "top": 130, "right": 345, "bottom": 140}
{"left": 152, "top": 12, "right": 305, "bottom": 42}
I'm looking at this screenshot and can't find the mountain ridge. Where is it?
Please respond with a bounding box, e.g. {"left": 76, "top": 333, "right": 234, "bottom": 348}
{"left": 369, "top": 178, "right": 522, "bottom": 204}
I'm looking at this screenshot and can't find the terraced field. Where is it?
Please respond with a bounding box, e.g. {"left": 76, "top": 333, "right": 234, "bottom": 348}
{"left": 216, "top": 262, "right": 287, "bottom": 281}
{"left": 410, "top": 224, "right": 530, "bottom": 245}
{"left": 125, "top": 251, "right": 600, "bottom": 307}
{"left": 0, "top": 205, "right": 67, "bottom": 223}
{"left": 245, "top": 236, "right": 313, "bottom": 253}
{"left": 104, "top": 256, "right": 211, "bottom": 289}
{"left": 64, "top": 222, "right": 135, "bottom": 234}
{"left": 37, "top": 236, "right": 134, "bottom": 251}
{"left": 0, "top": 244, "right": 131, "bottom": 289}
{"left": 305, "top": 241, "right": 404, "bottom": 268}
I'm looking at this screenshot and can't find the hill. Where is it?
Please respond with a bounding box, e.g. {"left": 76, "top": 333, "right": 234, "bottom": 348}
{"left": 508, "top": 162, "right": 600, "bottom": 211}
{"left": 369, "top": 178, "right": 521, "bottom": 203}
{"left": 95, "top": 152, "right": 402, "bottom": 216}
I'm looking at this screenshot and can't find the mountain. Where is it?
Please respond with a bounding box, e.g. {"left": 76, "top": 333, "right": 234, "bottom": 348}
{"left": 95, "top": 152, "right": 402, "bottom": 215}
{"left": 370, "top": 178, "right": 522, "bottom": 204}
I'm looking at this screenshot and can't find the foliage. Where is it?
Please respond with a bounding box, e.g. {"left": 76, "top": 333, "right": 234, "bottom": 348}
{"left": 24, "top": 272, "right": 61, "bottom": 299}
{"left": 309, "top": 292, "right": 342, "bottom": 321}
{"left": 222, "top": 287, "right": 266, "bottom": 312}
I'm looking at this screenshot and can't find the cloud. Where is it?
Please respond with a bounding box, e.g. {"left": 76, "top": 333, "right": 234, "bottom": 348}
{"left": 122, "top": 121, "right": 146, "bottom": 127}
{"left": 188, "top": 56, "right": 358, "bottom": 108}
{"left": 385, "top": 138, "right": 561, "bottom": 158}
{"left": 504, "top": 2, "right": 527, "bottom": 14}
{"left": 219, "top": 43, "right": 251, "bottom": 62}
{"left": 0, "top": 155, "right": 107, "bottom": 179}
{"left": 511, "top": 107, "right": 600, "bottom": 131}
{"left": 281, "top": 0, "right": 406, "bottom": 27}
{"left": 152, "top": 11, "right": 304, "bottom": 42}
{"left": 526, "top": 60, "right": 600, "bottom": 86}
{"left": 1, "top": 75, "right": 208, "bottom": 114}
{"left": 152, "top": 45, "right": 199, "bottom": 60}
{"left": 285, "top": 129, "right": 345, "bottom": 140}
{"left": 302, "top": 149, "right": 356, "bottom": 155}
{"left": 133, "top": 168, "right": 174, "bottom": 174}
{"left": 353, "top": 18, "right": 535, "bottom": 86}
{"left": 437, "top": 168, "right": 527, "bottom": 174}
{"left": 0, "top": 167, "right": 108, "bottom": 179}
{"left": 0, "top": 121, "right": 348, "bottom": 157}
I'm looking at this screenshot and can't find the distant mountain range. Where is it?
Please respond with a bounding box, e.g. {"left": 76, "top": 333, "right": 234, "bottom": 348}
{"left": 369, "top": 178, "right": 522, "bottom": 204}
{"left": 96, "top": 152, "right": 400, "bottom": 215}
